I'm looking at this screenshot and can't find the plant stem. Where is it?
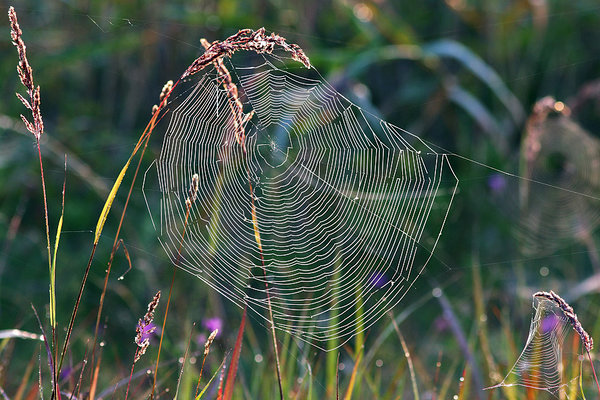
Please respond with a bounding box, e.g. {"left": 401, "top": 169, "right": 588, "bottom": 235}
{"left": 151, "top": 205, "right": 193, "bottom": 399}
{"left": 390, "top": 314, "right": 419, "bottom": 400}
{"left": 124, "top": 350, "right": 138, "bottom": 400}
{"left": 245, "top": 170, "right": 284, "bottom": 400}
{"left": 58, "top": 244, "right": 98, "bottom": 378}
{"left": 36, "top": 139, "right": 61, "bottom": 399}
{"left": 587, "top": 350, "right": 600, "bottom": 396}
{"left": 89, "top": 115, "right": 154, "bottom": 378}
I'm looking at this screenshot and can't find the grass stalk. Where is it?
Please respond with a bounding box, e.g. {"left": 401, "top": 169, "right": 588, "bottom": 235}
{"left": 9, "top": 7, "right": 59, "bottom": 396}
{"left": 389, "top": 314, "right": 419, "bottom": 400}
{"left": 151, "top": 190, "right": 195, "bottom": 398}
{"left": 57, "top": 98, "right": 171, "bottom": 383}
{"left": 174, "top": 323, "right": 196, "bottom": 399}
{"left": 89, "top": 111, "right": 156, "bottom": 378}
{"left": 199, "top": 36, "right": 289, "bottom": 399}
{"left": 587, "top": 350, "right": 600, "bottom": 396}
{"left": 150, "top": 267, "right": 176, "bottom": 399}
{"left": 37, "top": 141, "right": 54, "bottom": 331}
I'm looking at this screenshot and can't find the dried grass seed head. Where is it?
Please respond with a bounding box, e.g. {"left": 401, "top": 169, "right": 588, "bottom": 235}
{"left": 534, "top": 290, "right": 593, "bottom": 353}
{"left": 204, "top": 329, "right": 218, "bottom": 356}
{"left": 184, "top": 28, "right": 310, "bottom": 79}
{"left": 9, "top": 6, "right": 43, "bottom": 140}
{"left": 134, "top": 290, "right": 161, "bottom": 362}
{"left": 152, "top": 79, "right": 175, "bottom": 114}
{"left": 186, "top": 173, "right": 199, "bottom": 208}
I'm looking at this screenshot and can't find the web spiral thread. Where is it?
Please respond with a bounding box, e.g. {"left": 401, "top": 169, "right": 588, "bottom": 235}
{"left": 143, "top": 52, "right": 458, "bottom": 350}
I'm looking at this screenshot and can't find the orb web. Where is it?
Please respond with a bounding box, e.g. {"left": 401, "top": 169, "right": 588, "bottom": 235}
{"left": 518, "top": 102, "right": 600, "bottom": 256}
{"left": 143, "top": 52, "right": 458, "bottom": 350}
{"left": 488, "top": 296, "right": 577, "bottom": 398}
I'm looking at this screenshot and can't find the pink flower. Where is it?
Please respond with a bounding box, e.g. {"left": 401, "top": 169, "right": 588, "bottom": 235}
{"left": 203, "top": 317, "right": 223, "bottom": 336}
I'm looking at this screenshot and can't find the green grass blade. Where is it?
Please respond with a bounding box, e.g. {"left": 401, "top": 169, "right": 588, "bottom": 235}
{"left": 94, "top": 157, "right": 131, "bottom": 245}
{"left": 49, "top": 213, "right": 62, "bottom": 328}
{"left": 196, "top": 357, "right": 227, "bottom": 400}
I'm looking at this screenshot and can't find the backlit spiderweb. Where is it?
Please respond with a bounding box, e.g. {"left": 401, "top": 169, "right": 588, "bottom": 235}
{"left": 143, "top": 50, "right": 458, "bottom": 350}
{"left": 488, "top": 295, "right": 578, "bottom": 398}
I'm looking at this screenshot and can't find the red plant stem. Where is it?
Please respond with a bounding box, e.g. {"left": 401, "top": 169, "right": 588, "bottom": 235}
{"left": 195, "top": 351, "right": 209, "bottom": 397}
{"left": 124, "top": 349, "right": 138, "bottom": 400}
{"left": 588, "top": 350, "right": 600, "bottom": 396}
{"left": 84, "top": 78, "right": 179, "bottom": 381}
{"left": 37, "top": 140, "right": 52, "bottom": 293}
{"left": 36, "top": 140, "right": 59, "bottom": 398}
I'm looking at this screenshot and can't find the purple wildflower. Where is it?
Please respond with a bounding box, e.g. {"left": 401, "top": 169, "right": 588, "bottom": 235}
{"left": 138, "top": 322, "right": 157, "bottom": 343}
{"left": 368, "top": 271, "right": 388, "bottom": 289}
{"left": 203, "top": 317, "right": 223, "bottom": 336}
{"left": 487, "top": 173, "right": 507, "bottom": 194}
{"left": 59, "top": 366, "right": 73, "bottom": 381}
{"left": 541, "top": 314, "right": 560, "bottom": 334}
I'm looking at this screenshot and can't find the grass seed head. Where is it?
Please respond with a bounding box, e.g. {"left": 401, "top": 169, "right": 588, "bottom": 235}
{"left": 134, "top": 290, "right": 161, "bottom": 362}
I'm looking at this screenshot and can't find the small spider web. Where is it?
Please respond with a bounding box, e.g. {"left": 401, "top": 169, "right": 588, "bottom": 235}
{"left": 487, "top": 296, "right": 580, "bottom": 398}
{"left": 143, "top": 50, "right": 458, "bottom": 350}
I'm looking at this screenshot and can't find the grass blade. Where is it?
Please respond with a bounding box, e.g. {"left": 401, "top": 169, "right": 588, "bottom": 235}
{"left": 423, "top": 39, "right": 525, "bottom": 125}
{"left": 390, "top": 318, "right": 419, "bottom": 400}
{"left": 50, "top": 157, "right": 66, "bottom": 329}
{"left": 343, "top": 349, "right": 363, "bottom": 400}
{"left": 31, "top": 305, "right": 60, "bottom": 400}
{"left": 94, "top": 157, "right": 131, "bottom": 245}
{"left": 196, "top": 356, "right": 227, "bottom": 400}
{"left": 223, "top": 306, "right": 247, "bottom": 400}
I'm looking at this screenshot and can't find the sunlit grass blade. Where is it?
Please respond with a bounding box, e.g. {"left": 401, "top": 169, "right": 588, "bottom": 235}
{"left": 49, "top": 212, "right": 62, "bottom": 329}
{"left": 196, "top": 356, "right": 227, "bottom": 400}
{"left": 94, "top": 157, "right": 131, "bottom": 245}
{"left": 343, "top": 348, "right": 363, "bottom": 400}
{"left": 390, "top": 316, "right": 419, "bottom": 400}
{"left": 50, "top": 158, "right": 66, "bottom": 329}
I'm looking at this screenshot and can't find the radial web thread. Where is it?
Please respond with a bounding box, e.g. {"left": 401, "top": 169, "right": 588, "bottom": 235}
{"left": 143, "top": 53, "right": 458, "bottom": 350}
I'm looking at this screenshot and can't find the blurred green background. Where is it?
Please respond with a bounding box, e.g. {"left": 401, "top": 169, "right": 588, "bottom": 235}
{"left": 1, "top": 0, "right": 600, "bottom": 398}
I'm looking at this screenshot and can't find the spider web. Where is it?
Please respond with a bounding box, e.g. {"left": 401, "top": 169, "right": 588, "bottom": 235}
{"left": 518, "top": 113, "right": 600, "bottom": 257}
{"left": 488, "top": 296, "right": 577, "bottom": 398}
{"left": 143, "top": 51, "right": 458, "bottom": 350}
